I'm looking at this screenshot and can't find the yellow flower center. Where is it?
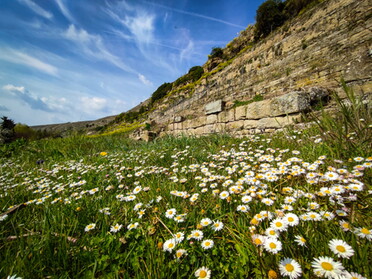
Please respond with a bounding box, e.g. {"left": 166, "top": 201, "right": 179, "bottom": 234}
{"left": 361, "top": 228, "right": 370, "bottom": 235}
{"left": 254, "top": 238, "right": 262, "bottom": 245}
{"left": 321, "top": 262, "right": 333, "bottom": 271}
{"left": 176, "top": 251, "right": 182, "bottom": 258}
{"left": 288, "top": 217, "right": 294, "bottom": 222}
{"left": 269, "top": 242, "right": 277, "bottom": 249}
{"left": 199, "top": 270, "right": 207, "bottom": 278}
{"left": 336, "top": 245, "right": 346, "bottom": 252}
{"left": 168, "top": 243, "right": 174, "bottom": 248}
{"left": 285, "top": 263, "right": 294, "bottom": 272}
{"left": 276, "top": 222, "right": 283, "bottom": 227}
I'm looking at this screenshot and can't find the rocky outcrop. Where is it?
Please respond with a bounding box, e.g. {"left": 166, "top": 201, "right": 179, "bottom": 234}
{"left": 146, "top": 0, "right": 371, "bottom": 137}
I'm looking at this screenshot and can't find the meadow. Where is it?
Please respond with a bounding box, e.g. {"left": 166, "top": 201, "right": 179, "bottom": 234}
{"left": 0, "top": 87, "right": 371, "bottom": 278}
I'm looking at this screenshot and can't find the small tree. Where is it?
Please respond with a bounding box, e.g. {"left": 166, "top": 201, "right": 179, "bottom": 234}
{"left": 209, "top": 47, "right": 224, "bottom": 59}
{"left": 0, "top": 116, "right": 16, "bottom": 144}
{"left": 254, "top": 0, "right": 286, "bottom": 40}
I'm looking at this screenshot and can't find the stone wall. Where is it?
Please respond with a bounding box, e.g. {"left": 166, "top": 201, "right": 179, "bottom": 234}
{"left": 147, "top": 0, "right": 371, "bottom": 137}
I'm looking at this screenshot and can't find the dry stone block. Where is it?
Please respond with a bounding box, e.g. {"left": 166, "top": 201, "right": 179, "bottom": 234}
{"left": 189, "top": 116, "right": 206, "bottom": 128}
{"left": 206, "top": 114, "right": 218, "bottom": 125}
{"left": 194, "top": 126, "right": 204, "bottom": 135}
{"left": 174, "top": 122, "right": 183, "bottom": 130}
{"left": 226, "top": 120, "right": 244, "bottom": 131}
{"left": 204, "top": 124, "right": 216, "bottom": 134}
{"left": 244, "top": 120, "right": 259, "bottom": 129}
{"left": 216, "top": 123, "right": 226, "bottom": 133}
{"left": 257, "top": 115, "right": 299, "bottom": 129}
{"left": 270, "top": 92, "right": 310, "bottom": 116}
{"left": 246, "top": 100, "right": 271, "bottom": 119}
{"left": 205, "top": 100, "right": 224, "bottom": 115}
{"left": 235, "top": 106, "right": 246, "bottom": 120}
{"left": 217, "top": 111, "right": 228, "bottom": 123}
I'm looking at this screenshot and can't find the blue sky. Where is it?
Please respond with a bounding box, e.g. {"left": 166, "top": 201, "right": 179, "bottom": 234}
{"left": 0, "top": 0, "right": 265, "bottom": 126}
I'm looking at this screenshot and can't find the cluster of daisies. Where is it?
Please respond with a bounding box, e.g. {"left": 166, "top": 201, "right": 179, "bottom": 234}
{"left": 0, "top": 136, "right": 371, "bottom": 278}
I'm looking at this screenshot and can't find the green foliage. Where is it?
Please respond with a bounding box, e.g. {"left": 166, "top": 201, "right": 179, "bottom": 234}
{"left": 174, "top": 66, "right": 204, "bottom": 87}
{"left": 254, "top": 0, "right": 321, "bottom": 40}
{"left": 209, "top": 47, "right": 224, "bottom": 59}
{"left": 303, "top": 80, "right": 372, "bottom": 158}
{"left": 151, "top": 82, "right": 173, "bottom": 104}
{"left": 1, "top": 116, "right": 15, "bottom": 130}
{"left": 233, "top": 94, "right": 264, "bottom": 108}
{"left": 254, "top": 0, "right": 286, "bottom": 40}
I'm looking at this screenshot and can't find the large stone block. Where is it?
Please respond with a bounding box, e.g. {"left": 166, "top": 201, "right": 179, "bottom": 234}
{"left": 257, "top": 115, "right": 300, "bottom": 129}
{"left": 205, "top": 100, "right": 224, "bottom": 115}
{"left": 206, "top": 114, "right": 218, "bottom": 125}
{"left": 235, "top": 106, "right": 246, "bottom": 120}
{"left": 216, "top": 122, "right": 226, "bottom": 133}
{"left": 204, "top": 124, "right": 216, "bottom": 134}
{"left": 244, "top": 120, "right": 259, "bottom": 129}
{"left": 174, "top": 122, "right": 183, "bottom": 130}
{"left": 226, "top": 120, "right": 244, "bottom": 131}
{"left": 217, "top": 111, "right": 228, "bottom": 123}
{"left": 246, "top": 100, "right": 272, "bottom": 119}
{"left": 270, "top": 92, "right": 310, "bottom": 116}
{"left": 189, "top": 116, "right": 206, "bottom": 128}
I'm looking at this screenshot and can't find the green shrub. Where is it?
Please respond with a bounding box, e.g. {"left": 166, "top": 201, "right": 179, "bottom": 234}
{"left": 209, "top": 47, "right": 224, "bottom": 59}
{"left": 151, "top": 82, "right": 173, "bottom": 104}
{"left": 254, "top": 0, "right": 286, "bottom": 40}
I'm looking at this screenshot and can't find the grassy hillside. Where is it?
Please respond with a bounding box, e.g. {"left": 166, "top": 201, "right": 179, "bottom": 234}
{"left": 0, "top": 86, "right": 371, "bottom": 278}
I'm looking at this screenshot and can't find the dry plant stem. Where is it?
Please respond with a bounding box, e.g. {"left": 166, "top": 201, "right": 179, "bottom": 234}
{"left": 155, "top": 216, "right": 174, "bottom": 235}
{"left": 0, "top": 203, "right": 26, "bottom": 217}
{"left": 6, "top": 232, "right": 78, "bottom": 243}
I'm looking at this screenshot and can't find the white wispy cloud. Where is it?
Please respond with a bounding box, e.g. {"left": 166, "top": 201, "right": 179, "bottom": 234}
{"left": 2, "top": 84, "right": 54, "bottom": 112}
{"left": 105, "top": 4, "right": 155, "bottom": 46}
{"left": 64, "top": 25, "right": 134, "bottom": 73}
{"left": 0, "top": 48, "right": 58, "bottom": 76}
{"left": 142, "top": 1, "right": 246, "bottom": 29}
{"left": 55, "top": 0, "right": 75, "bottom": 23}
{"left": 138, "top": 74, "right": 152, "bottom": 86}
{"left": 18, "top": 0, "right": 53, "bottom": 19}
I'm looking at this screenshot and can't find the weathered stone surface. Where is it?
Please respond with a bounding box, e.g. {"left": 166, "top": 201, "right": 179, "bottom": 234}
{"left": 257, "top": 115, "right": 300, "bottom": 128}
{"left": 204, "top": 124, "right": 216, "bottom": 134}
{"left": 194, "top": 126, "right": 204, "bottom": 135}
{"left": 174, "top": 122, "right": 183, "bottom": 130}
{"left": 270, "top": 92, "right": 310, "bottom": 116}
{"left": 246, "top": 100, "right": 272, "bottom": 119}
{"left": 205, "top": 100, "right": 224, "bottom": 115}
{"left": 226, "top": 120, "right": 244, "bottom": 131}
{"left": 137, "top": 0, "right": 371, "bottom": 139}
{"left": 206, "top": 114, "right": 218, "bottom": 125}
{"left": 235, "top": 106, "right": 246, "bottom": 120}
{"left": 244, "top": 120, "right": 259, "bottom": 129}
{"left": 189, "top": 116, "right": 206, "bottom": 128}
{"left": 216, "top": 123, "right": 226, "bottom": 133}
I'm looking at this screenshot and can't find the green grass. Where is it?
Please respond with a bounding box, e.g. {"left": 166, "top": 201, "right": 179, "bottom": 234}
{"left": 0, "top": 85, "right": 371, "bottom": 278}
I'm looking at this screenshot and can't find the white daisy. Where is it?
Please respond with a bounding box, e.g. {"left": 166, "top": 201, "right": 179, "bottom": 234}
{"left": 264, "top": 238, "right": 282, "bottom": 254}
{"left": 110, "top": 223, "right": 122, "bottom": 233}
{"left": 311, "top": 256, "right": 344, "bottom": 278}
{"left": 84, "top": 223, "right": 96, "bottom": 232}
{"left": 163, "top": 239, "right": 177, "bottom": 252}
{"left": 329, "top": 239, "right": 354, "bottom": 258}
{"left": 194, "top": 266, "right": 211, "bottom": 279}
{"left": 279, "top": 258, "right": 302, "bottom": 279}
{"left": 201, "top": 239, "right": 214, "bottom": 250}
{"left": 212, "top": 220, "right": 224, "bottom": 232}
